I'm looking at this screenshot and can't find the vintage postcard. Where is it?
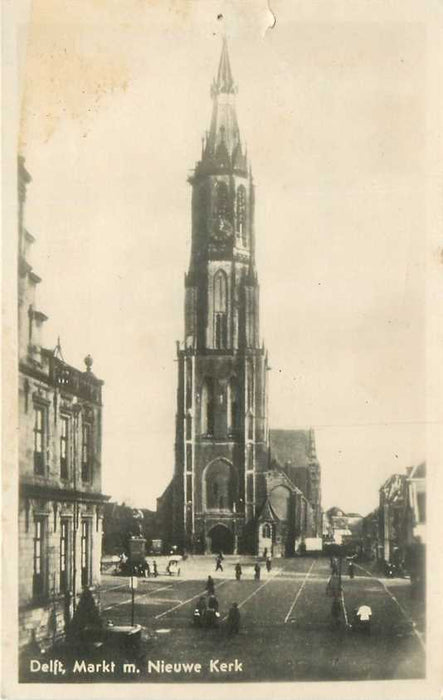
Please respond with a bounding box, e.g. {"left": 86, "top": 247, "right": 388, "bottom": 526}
{"left": 2, "top": 0, "right": 442, "bottom": 698}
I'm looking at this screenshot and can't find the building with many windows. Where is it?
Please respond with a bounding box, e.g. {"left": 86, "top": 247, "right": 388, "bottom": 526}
{"left": 18, "top": 156, "right": 108, "bottom": 650}
{"left": 378, "top": 461, "right": 426, "bottom": 566}
{"left": 157, "top": 41, "right": 321, "bottom": 555}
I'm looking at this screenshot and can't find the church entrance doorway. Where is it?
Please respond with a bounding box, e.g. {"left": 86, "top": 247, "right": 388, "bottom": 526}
{"left": 208, "top": 524, "right": 234, "bottom": 554}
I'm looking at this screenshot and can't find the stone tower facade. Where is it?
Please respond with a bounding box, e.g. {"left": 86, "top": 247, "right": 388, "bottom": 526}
{"left": 156, "top": 40, "right": 322, "bottom": 556}
{"left": 172, "top": 40, "right": 269, "bottom": 554}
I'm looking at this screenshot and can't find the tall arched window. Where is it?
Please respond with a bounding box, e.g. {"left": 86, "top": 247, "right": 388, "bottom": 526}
{"left": 227, "top": 378, "right": 239, "bottom": 434}
{"left": 205, "top": 459, "right": 236, "bottom": 511}
{"left": 269, "top": 486, "right": 291, "bottom": 521}
{"left": 214, "top": 270, "right": 227, "bottom": 311}
{"left": 214, "top": 270, "right": 228, "bottom": 349}
{"left": 236, "top": 185, "right": 247, "bottom": 244}
{"left": 215, "top": 181, "right": 230, "bottom": 220}
{"left": 201, "top": 379, "right": 214, "bottom": 435}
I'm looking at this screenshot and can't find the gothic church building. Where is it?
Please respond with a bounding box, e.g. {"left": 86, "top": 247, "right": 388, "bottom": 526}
{"left": 157, "top": 40, "right": 321, "bottom": 556}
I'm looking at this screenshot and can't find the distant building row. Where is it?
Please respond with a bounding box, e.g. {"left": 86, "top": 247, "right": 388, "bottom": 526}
{"left": 362, "top": 462, "right": 426, "bottom": 566}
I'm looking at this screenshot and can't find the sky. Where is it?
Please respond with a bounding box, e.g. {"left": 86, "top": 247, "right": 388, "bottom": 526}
{"left": 19, "top": 0, "right": 428, "bottom": 516}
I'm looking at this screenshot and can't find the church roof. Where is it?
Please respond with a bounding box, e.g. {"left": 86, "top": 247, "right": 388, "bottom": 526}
{"left": 270, "top": 428, "right": 317, "bottom": 469}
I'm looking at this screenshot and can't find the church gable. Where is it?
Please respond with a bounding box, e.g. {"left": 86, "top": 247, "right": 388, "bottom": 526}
{"left": 257, "top": 497, "right": 278, "bottom": 523}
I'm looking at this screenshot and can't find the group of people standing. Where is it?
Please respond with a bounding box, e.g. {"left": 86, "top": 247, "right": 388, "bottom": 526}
{"left": 193, "top": 572, "right": 240, "bottom": 634}
{"left": 194, "top": 550, "right": 273, "bottom": 634}
{"left": 215, "top": 551, "right": 273, "bottom": 580}
{"left": 116, "top": 552, "right": 159, "bottom": 577}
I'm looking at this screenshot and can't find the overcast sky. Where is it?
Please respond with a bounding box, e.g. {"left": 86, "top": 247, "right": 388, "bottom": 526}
{"left": 20, "top": 0, "right": 427, "bottom": 515}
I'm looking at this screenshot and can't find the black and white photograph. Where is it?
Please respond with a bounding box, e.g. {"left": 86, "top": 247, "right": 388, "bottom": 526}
{"left": 3, "top": 0, "right": 443, "bottom": 698}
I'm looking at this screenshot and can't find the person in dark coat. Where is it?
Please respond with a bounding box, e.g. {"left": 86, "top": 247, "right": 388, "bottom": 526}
{"left": 215, "top": 555, "right": 223, "bottom": 572}
{"left": 207, "top": 594, "right": 219, "bottom": 612}
{"left": 254, "top": 563, "right": 261, "bottom": 580}
{"left": 235, "top": 563, "right": 242, "bottom": 581}
{"left": 206, "top": 594, "right": 220, "bottom": 628}
{"left": 227, "top": 603, "right": 240, "bottom": 635}
{"left": 196, "top": 596, "right": 207, "bottom": 614}
{"left": 152, "top": 560, "right": 158, "bottom": 577}
{"left": 206, "top": 575, "right": 215, "bottom": 595}
{"left": 193, "top": 596, "right": 207, "bottom": 627}
{"left": 266, "top": 556, "right": 272, "bottom": 573}
{"left": 348, "top": 561, "right": 355, "bottom": 579}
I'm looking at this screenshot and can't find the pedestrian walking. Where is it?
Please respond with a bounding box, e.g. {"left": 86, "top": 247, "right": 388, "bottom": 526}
{"left": 206, "top": 575, "right": 215, "bottom": 595}
{"left": 193, "top": 596, "right": 207, "bottom": 628}
{"left": 206, "top": 594, "right": 220, "bottom": 628}
{"left": 152, "top": 560, "right": 158, "bottom": 577}
{"left": 235, "top": 563, "right": 242, "bottom": 581}
{"left": 263, "top": 547, "right": 268, "bottom": 560}
{"left": 215, "top": 555, "right": 223, "bottom": 572}
{"left": 227, "top": 602, "right": 240, "bottom": 635}
{"left": 266, "top": 556, "right": 272, "bottom": 573}
{"left": 352, "top": 605, "right": 372, "bottom": 635}
{"left": 348, "top": 561, "right": 355, "bottom": 579}
{"left": 254, "top": 563, "right": 261, "bottom": 580}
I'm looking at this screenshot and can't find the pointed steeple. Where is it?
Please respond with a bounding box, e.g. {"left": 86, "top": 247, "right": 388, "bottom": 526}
{"left": 211, "top": 37, "right": 236, "bottom": 96}
{"left": 201, "top": 38, "right": 244, "bottom": 168}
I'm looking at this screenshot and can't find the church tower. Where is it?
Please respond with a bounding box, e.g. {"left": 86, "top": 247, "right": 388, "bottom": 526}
{"left": 172, "top": 40, "right": 270, "bottom": 553}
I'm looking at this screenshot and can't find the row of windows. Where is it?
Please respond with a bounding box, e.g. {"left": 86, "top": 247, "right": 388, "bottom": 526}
{"left": 33, "top": 406, "right": 93, "bottom": 482}
{"left": 33, "top": 517, "right": 91, "bottom": 600}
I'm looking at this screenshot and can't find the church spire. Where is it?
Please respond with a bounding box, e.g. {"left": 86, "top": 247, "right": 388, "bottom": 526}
{"left": 200, "top": 38, "right": 244, "bottom": 169}
{"left": 211, "top": 36, "right": 236, "bottom": 96}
